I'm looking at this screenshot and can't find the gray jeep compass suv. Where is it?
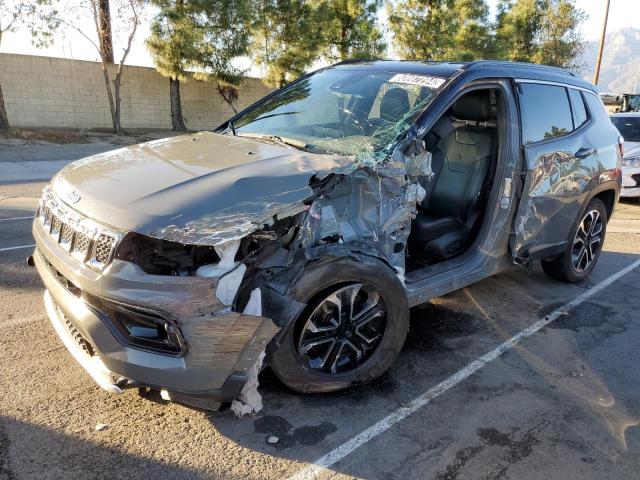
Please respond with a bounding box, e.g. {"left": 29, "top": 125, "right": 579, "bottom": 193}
{"left": 32, "top": 60, "right": 622, "bottom": 410}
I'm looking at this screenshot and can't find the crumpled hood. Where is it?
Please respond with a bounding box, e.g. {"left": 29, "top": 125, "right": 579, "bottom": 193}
{"left": 52, "top": 132, "right": 353, "bottom": 244}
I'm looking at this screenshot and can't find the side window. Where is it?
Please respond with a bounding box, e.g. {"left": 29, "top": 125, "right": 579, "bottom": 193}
{"left": 568, "top": 88, "right": 588, "bottom": 128}
{"left": 519, "top": 83, "right": 574, "bottom": 144}
{"left": 583, "top": 92, "right": 609, "bottom": 122}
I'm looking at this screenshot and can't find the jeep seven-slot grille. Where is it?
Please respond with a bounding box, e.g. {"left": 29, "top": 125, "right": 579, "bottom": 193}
{"left": 95, "top": 234, "right": 117, "bottom": 265}
{"left": 73, "top": 231, "right": 92, "bottom": 260}
{"left": 38, "top": 188, "right": 121, "bottom": 271}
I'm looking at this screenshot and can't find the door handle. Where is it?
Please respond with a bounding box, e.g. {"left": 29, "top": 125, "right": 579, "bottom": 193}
{"left": 575, "top": 147, "right": 595, "bottom": 159}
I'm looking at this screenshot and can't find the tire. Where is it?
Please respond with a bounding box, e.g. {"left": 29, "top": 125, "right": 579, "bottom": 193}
{"left": 541, "top": 198, "right": 607, "bottom": 283}
{"left": 268, "top": 256, "right": 409, "bottom": 393}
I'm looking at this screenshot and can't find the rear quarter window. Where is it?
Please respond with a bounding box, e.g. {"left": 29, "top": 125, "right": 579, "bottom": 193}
{"left": 583, "top": 91, "right": 610, "bottom": 123}
{"left": 519, "top": 83, "right": 574, "bottom": 144}
{"left": 568, "top": 88, "right": 588, "bottom": 128}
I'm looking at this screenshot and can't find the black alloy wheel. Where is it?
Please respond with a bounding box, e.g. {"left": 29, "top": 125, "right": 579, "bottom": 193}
{"left": 296, "top": 283, "right": 387, "bottom": 374}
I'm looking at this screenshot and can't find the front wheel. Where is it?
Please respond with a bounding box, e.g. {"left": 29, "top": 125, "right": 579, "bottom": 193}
{"left": 541, "top": 198, "right": 607, "bottom": 283}
{"left": 268, "top": 257, "right": 409, "bottom": 393}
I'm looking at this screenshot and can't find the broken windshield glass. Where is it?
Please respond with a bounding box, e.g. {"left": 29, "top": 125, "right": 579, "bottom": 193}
{"left": 233, "top": 68, "right": 442, "bottom": 157}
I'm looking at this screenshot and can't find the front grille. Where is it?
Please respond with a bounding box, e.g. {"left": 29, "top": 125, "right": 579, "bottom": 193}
{"left": 56, "top": 305, "right": 95, "bottom": 357}
{"left": 60, "top": 223, "right": 75, "bottom": 250}
{"left": 632, "top": 174, "right": 640, "bottom": 188}
{"left": 38, "top": 187, "right": 122, "bottom": 271}
{"left": 95, "top": 234, "right": 117, "bottom": 265}
{"left": 72, "top": 231, "right": 91, "bottom": 261}
{"left": 51, "top": 215, "right": 62, "bottom": 237}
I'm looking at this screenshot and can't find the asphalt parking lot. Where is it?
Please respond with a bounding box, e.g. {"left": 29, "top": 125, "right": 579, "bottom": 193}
{"left": 2, "top": 147, "right": 640, "bottom": 479}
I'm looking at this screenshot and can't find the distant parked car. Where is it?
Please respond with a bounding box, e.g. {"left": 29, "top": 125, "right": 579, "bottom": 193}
{"left": 611, "top": 112, "right": 640, "bottom": 198}
{"left": 32, "top": 60, "right": 622, "bottom": 409}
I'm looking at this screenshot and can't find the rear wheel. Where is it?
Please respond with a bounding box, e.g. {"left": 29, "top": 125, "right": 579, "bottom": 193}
{"left": 541, "top": 198, "right": 607, "bottom": 283}
{"left": 268, "top": 257, "right": 409, "bottom": 393}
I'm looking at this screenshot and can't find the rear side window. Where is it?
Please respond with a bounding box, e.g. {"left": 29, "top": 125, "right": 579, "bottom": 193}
{"left": 568, "top": 88, "right": 588, "bottom": 128}
{"left": 583, "top": 92, "right": 610, "bottom": 123}
{"left": 519, "top": 83, "right": 574, "bottom": 144}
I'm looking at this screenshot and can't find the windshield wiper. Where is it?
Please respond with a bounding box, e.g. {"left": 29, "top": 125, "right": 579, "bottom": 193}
{"left": 219, "top": 119, "right": 236, "bottom": 136}
{"left": 237, "top": 133, "right": 310, "bottom": 151}
{"left": 246, "top": 111, "right": 301, "bottom": 123}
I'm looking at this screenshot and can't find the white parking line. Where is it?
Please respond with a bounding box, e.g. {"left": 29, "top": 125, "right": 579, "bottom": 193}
{"left": 0, "top": 244, "right": 35, "bottom": 253}
{"left": 287, "top": 258, "right": 640, "bottom": 480}
{"left": 0, "top": 216, "right": 33, "bottom": 222}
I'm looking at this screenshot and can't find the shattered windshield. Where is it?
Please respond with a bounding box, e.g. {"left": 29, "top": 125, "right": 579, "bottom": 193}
{"left": 612, "top": 116, "right": 640, "bottom": 142}
{"left": 233, "top": 69, "right": 442, "bottom": 156}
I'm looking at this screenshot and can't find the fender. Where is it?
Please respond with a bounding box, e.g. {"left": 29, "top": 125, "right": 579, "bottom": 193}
{"left": 527, "top": 179, "right": 620, "bottom": 261}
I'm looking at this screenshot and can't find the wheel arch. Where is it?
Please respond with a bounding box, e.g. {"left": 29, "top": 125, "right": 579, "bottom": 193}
{"left": 591, "top": 187, "right": 617, "bottom": 220}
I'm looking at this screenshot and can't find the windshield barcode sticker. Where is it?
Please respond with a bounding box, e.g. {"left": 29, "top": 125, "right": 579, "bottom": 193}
{"left": 389, "top": 74, "right": 446, "bottom": 88}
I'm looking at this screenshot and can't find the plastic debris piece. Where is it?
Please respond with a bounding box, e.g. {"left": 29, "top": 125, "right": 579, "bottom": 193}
{"left": 196, "top": 239, "right": 247, "bottom": 305}
{"left": 95, "top": 423, "right": 108, "bottom": 432}
{"left": 267, "top": 435, "right": 279, "bottom": 444}
{"left": 231, "top": 289, "right": 266, "bottom": 417}
{"left": 242, "top": 287, "right": 262, "bottom": 316}
{"left": 231, "top": 350, "right": 266, "bottom": 417}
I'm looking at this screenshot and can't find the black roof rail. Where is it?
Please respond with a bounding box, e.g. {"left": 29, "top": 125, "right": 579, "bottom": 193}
{"left": 332, "top": 58, "right": 381, "bottom": 66}
{"left": 461, "top": 60, "right": 576, "bottom": 77}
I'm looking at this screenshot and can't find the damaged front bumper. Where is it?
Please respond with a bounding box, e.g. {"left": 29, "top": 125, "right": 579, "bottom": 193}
{"left": 33, "top": 219, "right": 278, "bottom": 404}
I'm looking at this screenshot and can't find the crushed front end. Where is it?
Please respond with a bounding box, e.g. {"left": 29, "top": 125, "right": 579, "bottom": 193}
{"left": 33, "top": 187, "right": 278, "bottom": 409}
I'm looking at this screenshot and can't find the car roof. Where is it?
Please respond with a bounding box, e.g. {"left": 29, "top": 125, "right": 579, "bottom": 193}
{"left": 328, "top": 59, "right": 597, "bottom": 92}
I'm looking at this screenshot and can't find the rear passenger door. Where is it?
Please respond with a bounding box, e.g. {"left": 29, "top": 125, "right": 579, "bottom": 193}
{"left": 510, "top": 81, "right": 596, "bottom": 262}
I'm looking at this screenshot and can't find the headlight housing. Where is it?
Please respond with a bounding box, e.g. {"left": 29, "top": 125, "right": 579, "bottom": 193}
{"left": 114, "top": 232, "right": 220, "bottom": 276}
{"left": 622, "top": 156, "right": 640, "bottom": 168}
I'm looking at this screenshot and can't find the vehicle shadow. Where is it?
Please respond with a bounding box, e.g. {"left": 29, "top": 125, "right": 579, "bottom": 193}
{"left": 0, "top": 415, "right": 217, "bottom": 480}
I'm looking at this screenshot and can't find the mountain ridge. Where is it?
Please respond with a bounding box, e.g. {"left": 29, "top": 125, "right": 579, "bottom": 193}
{"left": 578, "top": 27, "right": 640, "bottom": 94}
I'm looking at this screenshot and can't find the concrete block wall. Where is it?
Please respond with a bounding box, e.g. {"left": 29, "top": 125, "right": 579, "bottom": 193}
{"left": 0, "top": 53, "right": 273, "bottom": 130}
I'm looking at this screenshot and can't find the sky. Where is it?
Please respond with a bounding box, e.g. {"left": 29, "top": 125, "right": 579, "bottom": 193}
{"left": 0, "top": 0, "right": 637, "bottom": 74}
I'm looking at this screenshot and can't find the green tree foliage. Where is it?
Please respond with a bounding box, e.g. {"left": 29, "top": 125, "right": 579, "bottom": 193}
{"left": 388, "top": 0, "right": 493, "bottom": 61}
{"left": 0, "top": 0, "right": 60, "bottom": 129}
{"left": 315, "top": 0, "right": 386, "bottom": 61}
{"left": 534, "top": 0, "right": 585, "bottom": 68}
{"left": 249, "top": 0, "right": 325, "bottom": 88}
{"left": 495, "top": 0, "right": 543, "bottom": 62}
{"left": 495, "top": 0, "right": 585, "bottom": 68}
{"left": 147, "top": 0, "right": 251, "bottom": 130}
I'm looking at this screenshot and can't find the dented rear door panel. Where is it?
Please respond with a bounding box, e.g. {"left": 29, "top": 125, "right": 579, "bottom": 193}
{"left": 510, "top": 82, "right": 614, "bottom": 261}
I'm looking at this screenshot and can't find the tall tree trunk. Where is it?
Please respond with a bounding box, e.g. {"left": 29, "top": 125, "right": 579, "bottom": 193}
{"left": 170, "top": 77, "right": 187, "bottom": 131}
{"left": 100, "top": 65, "right": 118, "bottom": 133}
{"left": 98, "top": 0, "right": 114, "bottom": 63}
{"left": 113, "top": 75, "right": 122, "bottom": 134}
{"left": 0, "top": 83, "right": 9, "bottom": 130}
{"left": 340, "top": 24, "right": 348, "bottom": 60}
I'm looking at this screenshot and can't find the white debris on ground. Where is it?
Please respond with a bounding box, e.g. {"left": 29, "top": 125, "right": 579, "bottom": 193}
{"left": 95, "top": 423, "right": 108, "bottom": 431}
{"left": 231, "top": 288, "right": 267, "bottom": 418}
{"left": 267, "top": 435, "right": 279, "bottom": 444}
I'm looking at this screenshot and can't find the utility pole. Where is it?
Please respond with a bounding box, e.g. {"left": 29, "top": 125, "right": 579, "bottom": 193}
{"left": 593, "top": 0, "right": 610, "bottom": 85}
{"left": 98, "top": 0, "right": 114, "bottom": 63}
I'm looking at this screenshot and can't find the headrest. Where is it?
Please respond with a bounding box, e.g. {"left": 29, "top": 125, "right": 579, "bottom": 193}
{"left": 380, "top": 88, "right": 410, "bottom": 123}
{"left": 452, "top": 91, "right": 492, "bottom": 122}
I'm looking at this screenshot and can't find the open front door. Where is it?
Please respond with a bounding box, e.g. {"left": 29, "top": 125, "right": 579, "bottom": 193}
{"left": 510, "top": 81, "right": 595, "bottom": 263}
